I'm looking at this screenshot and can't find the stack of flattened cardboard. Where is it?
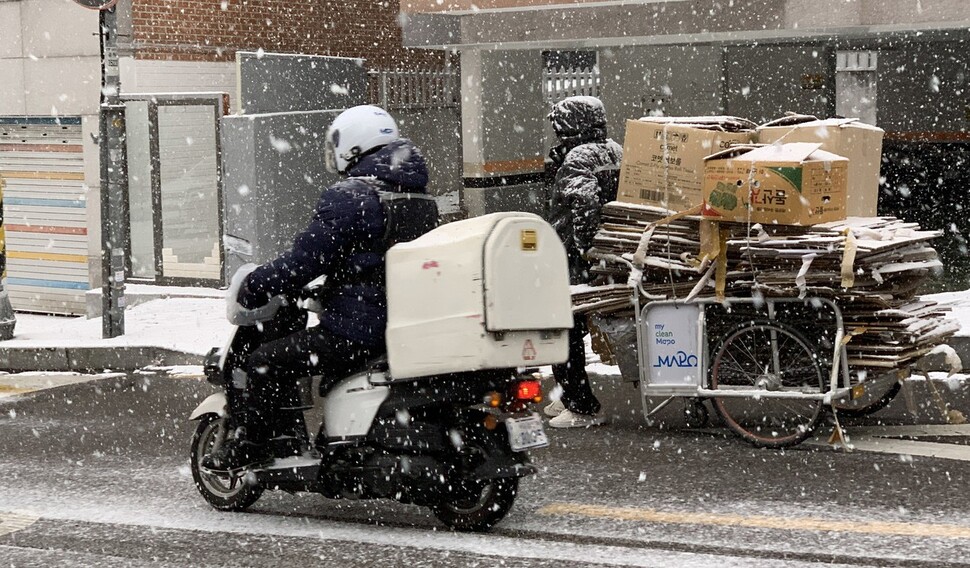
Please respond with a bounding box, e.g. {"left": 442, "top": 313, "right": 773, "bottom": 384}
{"left": 580, "top": 201, "right": 958, "bottom": 372}
{"left": 839, "top": 299, "right": 957, "bottom": 369}
{"left": 593, "top": 113, "right": 956, "bottom": 375}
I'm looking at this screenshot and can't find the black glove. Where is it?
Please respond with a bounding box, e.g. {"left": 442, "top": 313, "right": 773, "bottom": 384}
{"left": 237, "top": 278, "right": 261, "bottom": 310}
{"left": 545, "top": 144, "right": 567, "bottom": 182}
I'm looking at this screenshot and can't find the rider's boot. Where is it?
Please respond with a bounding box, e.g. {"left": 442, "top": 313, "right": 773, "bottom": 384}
{"left": 201, "top": 407, "right": 271, "bottom": 471}
{"left": 201, "top": 435, "right": 269, "bottom": 471}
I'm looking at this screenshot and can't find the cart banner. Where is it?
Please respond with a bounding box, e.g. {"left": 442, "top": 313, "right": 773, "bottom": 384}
{"left": 642, "top": 303, "right": 701, "bottom": 387}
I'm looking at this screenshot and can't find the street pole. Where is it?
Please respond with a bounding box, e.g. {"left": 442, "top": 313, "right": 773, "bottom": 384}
{"left": 0, "top": 175, "right": 15, "bottom": 340}
{"left": 97, "top": 3, "right": 127, "bottom": 338}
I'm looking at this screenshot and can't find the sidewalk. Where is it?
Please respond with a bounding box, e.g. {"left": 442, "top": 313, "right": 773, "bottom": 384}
{"left": 0, "top": 287, "right": 232, "bottom": 373}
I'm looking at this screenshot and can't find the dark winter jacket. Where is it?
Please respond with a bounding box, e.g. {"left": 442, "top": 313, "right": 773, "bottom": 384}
{"left": 241, "top": 139, "right": 432, "bottom": 346}
{"left": 547, "top": 98, "right": 623, "bottom": 285}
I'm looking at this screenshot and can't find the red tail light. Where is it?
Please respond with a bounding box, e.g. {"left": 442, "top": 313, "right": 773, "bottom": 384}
{"left": 513, "top": 379, "right": 543, "bottom": 402}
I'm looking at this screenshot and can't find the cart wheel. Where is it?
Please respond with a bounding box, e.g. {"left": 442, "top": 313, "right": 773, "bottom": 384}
{"left": 710, "top": 321, "right": 825, "bottom": 448}
{"left": 684, "top": 399, "right": 709, "bottom": 429}
{"left": 831, "top": 374, "right": 902, "bottom": 418}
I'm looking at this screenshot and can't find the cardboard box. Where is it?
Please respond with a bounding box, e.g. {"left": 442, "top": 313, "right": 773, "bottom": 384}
{"left": 703, "top": 142, "right": 849, "bottom": 225}
{"left": 617, "top": 117, "right": 757, "bottom": 210}
{"left": 757, "top": 117, "right": 884, "bottom": 216}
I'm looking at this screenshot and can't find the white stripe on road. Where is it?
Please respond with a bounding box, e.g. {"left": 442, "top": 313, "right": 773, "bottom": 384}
{"left": 807, "top": 424, "right": 970, "bottom": 462}
{"left": 0, "top": 512, "right": 38, "bottom": 537}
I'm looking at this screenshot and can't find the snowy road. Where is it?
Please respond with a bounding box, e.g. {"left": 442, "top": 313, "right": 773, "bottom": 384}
{"left": 1, "top": 373, "right": 970, "bottom": 566}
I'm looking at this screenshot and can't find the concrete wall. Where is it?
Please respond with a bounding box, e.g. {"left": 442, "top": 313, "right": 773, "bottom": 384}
{"left": 723, "top": 43, "right": 834, "bottom": 124}
{"left": 0, "top": 0, "right": 100, "bottom": 117}
{"left": 220, "top": 110, "right": 343, "bottom": 278}
{"left": 220, "top": 107, "right": 462, "bottom": 278}
{"left": 464, "top": 49, "right": 546, "bottom": 174}
{"left": 236, "top": 52, "right": 367, "bottom": 115}
{"left": 396, "top": 107, "right": 463, "bottom": 214}
{"left": 119, "top": 59, "right": 236, "bottom": 97}
{"left": 0, "top": 0, "right": 101, "bottom": 290}
{"left": 790, "top": 0, "right": 970, "bottom": 27}
{"left": 716, "top": 38, "right": 970, "bottom": 132}
{"left": 460, "top": 49, "right": 547, "bottom": 218}
{"left": 877, "top": 42, "right": 970, "bottom": 133}
{"left": 405, "top": 0, "right": 970, "bottom": 49}
{"left": 599, "top": 44, "right": 724, "bottom": 145}
{"left": 571, "top": 38, "right": 970, "bottom": 139}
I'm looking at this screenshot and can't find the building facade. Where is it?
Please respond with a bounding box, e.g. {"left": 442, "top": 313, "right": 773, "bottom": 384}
{"left": 401, "top": 0, "right": 970, "bottom": 288}
{"left": 0, "top": 0, "right": 446, "bottom": 314}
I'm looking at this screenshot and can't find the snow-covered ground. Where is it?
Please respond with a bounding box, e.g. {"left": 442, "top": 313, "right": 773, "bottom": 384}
{"left": 6, "top": 295, "right": 233, "bottom": 356}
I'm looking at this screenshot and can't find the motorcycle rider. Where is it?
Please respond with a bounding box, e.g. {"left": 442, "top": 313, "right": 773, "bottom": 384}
{"left": 203, "top": 105, "right": 438, "bottom": 471}
{"left": 543, "top": 95, "right": 623, "bottom": 428}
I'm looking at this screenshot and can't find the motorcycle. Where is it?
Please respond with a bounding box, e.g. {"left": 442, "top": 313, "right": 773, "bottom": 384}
{"left": 189, "top": 212, "right": 573, "bottom": 532}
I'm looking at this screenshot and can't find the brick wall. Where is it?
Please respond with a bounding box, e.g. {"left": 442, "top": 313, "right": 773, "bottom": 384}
{"left": 131, "top": 0, "right": 444, "bottom": 69}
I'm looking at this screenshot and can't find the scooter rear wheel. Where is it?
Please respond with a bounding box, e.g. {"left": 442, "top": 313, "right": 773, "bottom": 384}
{"left": 431, "top": 476, "right": 518, "bottom": 532}
{"left": 190, "top": 414, "right": 264, "bottom": 511}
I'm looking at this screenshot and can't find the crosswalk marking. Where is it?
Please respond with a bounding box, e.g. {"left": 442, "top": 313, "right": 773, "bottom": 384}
{"left": 0, "top": 512, "right": 39, "bottom": 537}
{"left": 0, "top": 385, "right": 31, "bottom": 396}
{"left": 539, "top": 503, "right": 970, "bottom": 539}
{"left": 0, "top": 373, "right": 125, "bottom": 399}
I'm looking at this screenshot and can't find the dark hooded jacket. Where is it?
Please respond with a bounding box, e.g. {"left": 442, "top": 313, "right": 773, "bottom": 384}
{"left": 241, "top": 138, "right": 431, "bottom": 346}
{"left": 546, "top": 97, "right": 623, "bottom": 285}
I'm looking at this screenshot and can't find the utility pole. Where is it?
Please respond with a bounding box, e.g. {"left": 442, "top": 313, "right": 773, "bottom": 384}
{"left": 77, "top": 0, "right": 127, "bottom": 337}
{"left": 0, "top": 175, "right": 15, "bottom": 340}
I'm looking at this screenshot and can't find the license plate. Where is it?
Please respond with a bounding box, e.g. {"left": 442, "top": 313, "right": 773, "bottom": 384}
{"left": 505, "top": 413, "right": 549, "bottom": 451}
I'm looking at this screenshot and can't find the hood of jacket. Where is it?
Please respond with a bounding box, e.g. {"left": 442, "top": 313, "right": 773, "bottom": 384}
{"left": 347, "top": 138, "right": 429, "bottom": 191}
{"left": 548, "top": 96, "right": 608, "bottom": 149}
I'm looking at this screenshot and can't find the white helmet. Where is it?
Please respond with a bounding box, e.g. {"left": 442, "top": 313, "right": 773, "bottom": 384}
{"left": 324, "top": 105, "right": 399, "bottom": 174}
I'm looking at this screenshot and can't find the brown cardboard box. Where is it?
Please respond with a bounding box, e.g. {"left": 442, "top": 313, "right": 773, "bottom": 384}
{"left": 757, "top": 117, "right": 884, "bottom": 216}
{"left": 617, "top": 117, "right": 756, "bottom": 210}
{"left": 703, "top": 142, "right": 849, "bottom": 225}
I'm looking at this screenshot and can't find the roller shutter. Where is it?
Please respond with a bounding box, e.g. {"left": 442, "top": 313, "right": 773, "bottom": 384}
{"left": 0, "top": 118, "right": 89, "bottom": 315}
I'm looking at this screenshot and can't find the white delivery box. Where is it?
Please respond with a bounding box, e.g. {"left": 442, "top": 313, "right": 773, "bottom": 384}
{"left": 386, "top": 212, "right": 573, "bottom": 379}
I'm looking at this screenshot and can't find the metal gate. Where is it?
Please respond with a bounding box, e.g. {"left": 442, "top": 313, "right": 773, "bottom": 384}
{"left": 0, "top": 117, "right": 89, "bottom": 315}
{"left": 123, "top": 94, "right": 226, "bottom": 285}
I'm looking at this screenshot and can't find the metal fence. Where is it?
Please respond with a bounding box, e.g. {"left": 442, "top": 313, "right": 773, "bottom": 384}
{"left": 368, "top": 69, "right": 459, "bottom": 110}
{"left": 543, "top": 66, "right": 601, "bottom": 103}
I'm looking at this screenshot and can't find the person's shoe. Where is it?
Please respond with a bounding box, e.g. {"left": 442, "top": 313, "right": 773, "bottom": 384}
{"left": 543, "top": 399, "right": 566, "bottom": 418}
{"left": 548, "top": 409, "right": 608, "bottom": 429}
{"left": 200, "top": 438, "right": 270, "bottom": 471}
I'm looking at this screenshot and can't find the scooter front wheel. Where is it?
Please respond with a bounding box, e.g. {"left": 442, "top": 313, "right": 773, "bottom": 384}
{"left": 190, "top": 414, "right": 264, "bottom": 511}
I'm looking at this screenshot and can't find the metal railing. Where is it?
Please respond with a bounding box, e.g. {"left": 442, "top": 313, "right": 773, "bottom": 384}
{"left": 368, "top": 69, "right": 459, "bottom": 110}
{"left": 543, "top": 66, "right": 601, "bottom": 103}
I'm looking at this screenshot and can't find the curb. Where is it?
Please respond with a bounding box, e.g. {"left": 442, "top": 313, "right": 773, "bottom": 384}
{"left": 0, "top": 346, "right": 203, "bottom": 373}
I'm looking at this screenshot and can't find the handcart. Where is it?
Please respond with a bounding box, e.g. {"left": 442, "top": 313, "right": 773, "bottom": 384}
{"left": 634, "top": 295, "right": 869, "bottom": 448}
